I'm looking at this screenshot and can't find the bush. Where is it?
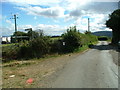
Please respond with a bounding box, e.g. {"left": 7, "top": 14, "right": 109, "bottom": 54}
{"left": 29, "top": 36, "right": 52, "bottom": 58}
{"left": 62, "top": 26, "right": 98, "bottom": 52}
{"left": 2, "top": 44, "right": 20, "bottom": 62}
{"left": 2, "top": 36, "right": 52, "bottom": 61}
{"left": 62, "top": 26, "right": 82, "bottom": 52}
{"left": 18, "top": 41, "right": 31, "bottom": 59}
{"left": 2, "top": 27, "right": 98, "bottom": 61}
{"left": 50, "top": 39, "right": 63, "bottom": 53}
{"left": 18, "top": 36, "right": 52, "bottom": 59}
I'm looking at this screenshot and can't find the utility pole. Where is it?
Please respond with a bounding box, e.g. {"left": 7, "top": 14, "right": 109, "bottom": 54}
{"left": 88, "top": 18, "right": 90, "bottom": 32}
{"left": 10, "top": 14, "right": 18, "bottom": 43}
{"left": 14, "top": 14, "right": 17, "bottom": 33}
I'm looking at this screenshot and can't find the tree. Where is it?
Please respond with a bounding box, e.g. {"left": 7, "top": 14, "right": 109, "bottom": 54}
{"left": 13, "top": 31, "right": 28, "bottom": 36}
{"left": 26, "top": 29, "right": 43, "bottom": 40}
{"left": 27, "top": 30, "right": 39, "bottom": 39}
{"left": 12, "top": 31, "right": 29, "bottom": 43}
{"left": 29, "top": 36, "right": 51, "bottom": 58}
{"left": 106, "top": 9, "right": 120, "bottom": 44}
{"left": 62, "top": 26, "right": 81, "bottom": 52}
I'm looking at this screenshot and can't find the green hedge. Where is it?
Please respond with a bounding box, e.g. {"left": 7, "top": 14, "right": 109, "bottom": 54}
{"left": 2, "top": 26, "right": 98, "bottom": 62}
{"left": 2, "top": 36, "right": 52, "bottom": 61}
{"left": 62, "top": 26, "right": 98, "bottom": 52}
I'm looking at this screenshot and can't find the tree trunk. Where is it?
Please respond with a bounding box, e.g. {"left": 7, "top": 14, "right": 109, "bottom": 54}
{"left": 112, "top": 30, "right": 119, "bottom": 44}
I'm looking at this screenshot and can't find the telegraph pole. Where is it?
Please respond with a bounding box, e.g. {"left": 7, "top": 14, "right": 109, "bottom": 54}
{"left": 14, "top": 14, "right": 17, "bottom": 33}
{"left": 11, "top": 14, "right": 18, "bottom": 42}
{"left": 88, "top": 18, "right": 90, "bottom": 32}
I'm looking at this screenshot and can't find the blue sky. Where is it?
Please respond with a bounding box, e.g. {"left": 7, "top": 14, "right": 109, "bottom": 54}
{"left": 1, "top": 0, "right": 119, "bottom": 36}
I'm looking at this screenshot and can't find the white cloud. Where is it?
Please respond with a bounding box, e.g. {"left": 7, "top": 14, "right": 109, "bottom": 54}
{"left": 3, "top": 0, "right": 118, "bottom": 19}
{"left": 10, "top": 24, "right": 66, "bottom": 36}
{"left": 70, "top": 10, "right": 86, "bottom": 17}
{"left": 104, "top": 28, "right": 112, "bottom": 31}
{"left": 5, "top": 19, "right": 15, "bottom": 29}
{"left": 72, "top": 13, "right": 111, "bottom": 32}
{"left": 18, "top": 25, "right": 33, "bottom": 30}
{"left": 5, "top": 20, "right": 12, "bottom": 24}
{"left": 1, "top": 27, "right": 14, "bottom": 36}
{"left": 16, "top": 13, "right": 112, "bottom": 35}
{"left": 90, "top": 0, "right": 119, "bottom": 2}
{"left": 18, "top": 6, "right": 65, "bottom": 18}
{"left": 2, "top": 0, "right": 118, "bottom": 36}
{"left": 1, "top": 24, "right": 66, "bottom": 36}
{"left": 1, "top": 0, "right": 60, "bottom": 7}
{"left": 35, "top": 24, "right": 66, "bottom": 35}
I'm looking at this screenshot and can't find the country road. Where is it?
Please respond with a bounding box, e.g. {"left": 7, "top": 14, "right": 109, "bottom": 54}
{"left": 48, "top": 41, "right": 118, "bottom": 88}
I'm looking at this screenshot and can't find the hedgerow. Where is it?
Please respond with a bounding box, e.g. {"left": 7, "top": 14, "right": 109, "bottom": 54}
{"left": 2, "top": 26, "right": 98, "bottom": 62}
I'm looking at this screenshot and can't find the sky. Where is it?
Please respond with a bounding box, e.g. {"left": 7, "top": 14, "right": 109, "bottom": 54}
{"left": 0, "top": 0, "right": 119, "bottom": 36}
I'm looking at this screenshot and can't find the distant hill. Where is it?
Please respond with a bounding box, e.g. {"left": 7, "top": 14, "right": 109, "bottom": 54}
{"left": 92, "top": 31, "right": 112, "bottom": 37}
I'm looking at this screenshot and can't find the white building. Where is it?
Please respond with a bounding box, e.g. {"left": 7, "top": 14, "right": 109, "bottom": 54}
{"left": 1, "top": 36, "right": 11, "bottom": 43}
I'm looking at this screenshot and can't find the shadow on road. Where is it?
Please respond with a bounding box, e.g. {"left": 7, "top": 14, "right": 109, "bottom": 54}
{"left": 89, "top": 43, "right": 120, "bottom": 52}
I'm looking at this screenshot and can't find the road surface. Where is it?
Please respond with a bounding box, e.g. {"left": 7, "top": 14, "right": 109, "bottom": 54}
{"left": 50, "top": 41, "right": 118, "bottom": 88}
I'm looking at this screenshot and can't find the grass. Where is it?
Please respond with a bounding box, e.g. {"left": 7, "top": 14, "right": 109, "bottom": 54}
{"left": 50, "top": 37, "right": 62, "bottom": 41}
{"left": 2, "top": 53, "right": 61, "bottom": 67}
{"left": 74, "top": 45, "right": 89, "bottom": 53}
{"left": 74, "top": 41, "right": 98, "bottom": 53}
{"left": 107, "top": 38, "right": 112, "bottom": 42}
{"left": 1, "top": 43, "right": 17, "bottom": 47}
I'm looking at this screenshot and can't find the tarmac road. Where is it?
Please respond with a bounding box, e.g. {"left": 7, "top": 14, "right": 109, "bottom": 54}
{"left": 50, "top": 41, "right": 118, "bottom": 88}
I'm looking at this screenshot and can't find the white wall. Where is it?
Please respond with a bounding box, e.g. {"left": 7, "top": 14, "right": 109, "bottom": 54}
{"left": 2, "top": 37, "right": 11, "bottom": 42}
